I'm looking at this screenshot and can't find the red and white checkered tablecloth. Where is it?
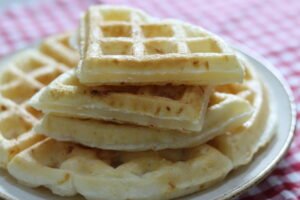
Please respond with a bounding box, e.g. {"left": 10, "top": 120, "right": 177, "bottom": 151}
{"left": 0, "top": 0, "right": 299, "bottom": 199}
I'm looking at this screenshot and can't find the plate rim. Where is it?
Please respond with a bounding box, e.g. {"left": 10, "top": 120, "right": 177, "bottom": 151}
{"left": 0, "top": 43, "right": 297, "bottom": 200}
{"left": 216, "top": 44, "right": 297, "bottom": 200}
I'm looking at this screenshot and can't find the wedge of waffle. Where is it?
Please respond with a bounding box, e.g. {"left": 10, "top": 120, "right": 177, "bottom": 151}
{"left": 77, "top": 6, "right": 244, "bottom": 86}
{"left": 8, "top": 138, "right": 233, "bottom": 199}
{"left": 35, "top": 91, "right": 252, "bottom": 151}
{"left": 0, "top": 33, "right": 78, "bottom": 167}
{"left": 30, "top": 70, "right": 213, "bottom": 132}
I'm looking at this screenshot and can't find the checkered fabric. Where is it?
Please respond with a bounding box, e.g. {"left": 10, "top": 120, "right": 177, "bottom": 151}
{"left": 0, "top": 0, "right": 299, "bottom": 199}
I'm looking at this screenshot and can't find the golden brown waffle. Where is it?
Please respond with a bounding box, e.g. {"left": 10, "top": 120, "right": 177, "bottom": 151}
{"left": 30, "top": 70, "right": 213, "bottom": 133}
{"left": 78, "top": 6, "right": 244, "bottom": 86}
{"left": 8, "top": 138, "right": 233, "bottom": 199}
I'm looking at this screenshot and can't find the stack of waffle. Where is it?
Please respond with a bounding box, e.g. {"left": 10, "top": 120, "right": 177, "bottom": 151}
{"left": 0, "top": 6, "right": 276, "bottom": 200}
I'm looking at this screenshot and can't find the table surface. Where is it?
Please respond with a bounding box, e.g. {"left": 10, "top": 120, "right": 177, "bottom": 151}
{"left": 0, "top": 0, "right": 299, "bottom": 199}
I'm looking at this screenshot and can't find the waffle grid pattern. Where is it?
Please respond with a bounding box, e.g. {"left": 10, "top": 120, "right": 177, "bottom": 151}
{"left": 83, "top": 7, "right": 223, "bottom": 58}
{"left": 0, "top": 34, "right": 78, "bottom": 117}
{"left": 0, "top": 33, "right": 78, "bottom": 168}
{"left": 0, "top": 97, "right": 44, "bottom": 168}
{"left": 0, "top": 0, "right": 299, "bottom": 199}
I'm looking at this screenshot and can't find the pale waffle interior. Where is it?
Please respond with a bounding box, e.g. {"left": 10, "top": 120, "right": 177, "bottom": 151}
{"left": 30, "top": 70, "right": 212, "bottom": 132}
{"left": 78, "top": 6, "right": 244, "bottom": 85}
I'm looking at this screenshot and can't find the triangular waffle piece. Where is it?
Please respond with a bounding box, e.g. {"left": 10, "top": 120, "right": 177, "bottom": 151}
{"left": 8, "top": 138, "right": 233, "bottom": 199}
{"left": 77, "top": 6, "right": 244, "bottom": 86}
{"left": 35, "top": 92, "right": 253, "bottom": 151}
{"left": 30, "top": 70, "right": 213, "bottom": 133}
{"left": 210, "top": 62, "right": 276, "bottom": 168}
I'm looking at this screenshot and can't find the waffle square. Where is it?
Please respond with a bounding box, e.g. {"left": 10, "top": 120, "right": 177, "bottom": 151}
{"left": 77, "top": 6, "right": 244, "bottom": 85}
{"left": 30, "top": 70, "right": 213, "bottom": 133}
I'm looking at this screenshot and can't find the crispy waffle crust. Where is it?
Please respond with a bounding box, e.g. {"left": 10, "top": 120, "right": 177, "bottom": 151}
{"left": 1, "top": 33, "right": 276, "bottom": 200}
{"left": 30, "top": 70, "right": 213, "bottom": 133}
{"left": 77, "top": 6, "right": 244, "bottom": 85}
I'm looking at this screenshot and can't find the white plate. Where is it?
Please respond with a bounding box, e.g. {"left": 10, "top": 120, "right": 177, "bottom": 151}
{"left": 0, "top": 45, "right": 296, "bottom": 200}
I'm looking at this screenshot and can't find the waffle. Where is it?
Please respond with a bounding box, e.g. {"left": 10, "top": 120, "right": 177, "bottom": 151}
{"left": 77, "top": 6, "right": 244, "bottom": 86}
{"left": 0, "top": 97, "right": 45, "bottom": 168}
{"left": 0, "top": 33, "right": 78, "bottom": 115}
{"left": 8, "top": 138, "right": 233, "bottom": 199}
{"left": 30, "top": 70, "right": 213, "bottom": 133}
{"left": 35, "top": 92, "right": 253, "bottom": 151}
{"left": 2, "top": 35, "right": 275, "bottom": 199}
{"left": 0, "top": 33, "right": 78, "bottom": 167}
{"left": 210, "top": 62, "right": 277, "bottom": 168}
{"left": 40, "top": 33, "right": 79, "bottom": 67}
{"left": 0, "top": 15, "right": 276, "bottom": 200}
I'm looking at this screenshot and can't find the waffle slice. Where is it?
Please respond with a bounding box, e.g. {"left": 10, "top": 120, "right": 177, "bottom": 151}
{"left": 0, "top": 97, "right": 45, "bottom": 168}
{"left": 77, "top": 6, "right": 244, "bottom": 86}
{"left": 210, "top": 62, "right": 276, "bottom": 168}
{"left": 8, "top": 138, "right": 233, "bottom": 199}
{"left": 35, "top": 92, "right": 253, "bottom": 151}
{"left": 30, "top": 70, "right": 213, "bottom": 133}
